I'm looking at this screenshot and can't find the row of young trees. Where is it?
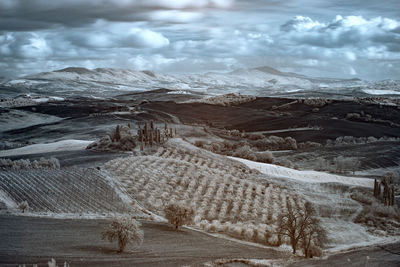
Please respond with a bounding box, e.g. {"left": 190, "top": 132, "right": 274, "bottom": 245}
{"left": 105, "top": 147, "right": 326, "bottom": 257}
{"left": 87, "top": 121, "right": 177, "bottom": 152}
{"left": 103, "top": 200, "right": 324, "bottom": 258}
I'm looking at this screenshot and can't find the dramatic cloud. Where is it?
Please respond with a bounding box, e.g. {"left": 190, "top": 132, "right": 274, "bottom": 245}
{"left": 0, "top": 32, "right": 52, "bottom": 58}
{"left": 0, "top": 0, "right": 399, "bottom": 80}
{"left": 281, "top": 15, "right": 400, "bottom": 51}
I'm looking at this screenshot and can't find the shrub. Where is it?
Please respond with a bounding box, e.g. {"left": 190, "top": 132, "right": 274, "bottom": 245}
{"left": 303, "top": 98, "right": 329, "bottom": 107}
{"left": 18, "top": 201, "right": 29, "bottom": 213}
{"left": 102, "top": 216, "right": 144, "bottom": 252}
{"left": 194, "top": 140, "right": 205, "bottom": 148}
{"left": 164, "top": 202, "right": 195, "bottom": 230}
{"left": 256, "top": 151, "right": 275, "bottom": 163}
{"left": 87, "top": 124, "right": 136, "bottom": 151}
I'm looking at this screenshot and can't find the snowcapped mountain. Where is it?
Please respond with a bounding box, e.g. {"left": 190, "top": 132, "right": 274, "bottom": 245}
{"left": 1, "top": 66, "right": 399, "bottom": 99}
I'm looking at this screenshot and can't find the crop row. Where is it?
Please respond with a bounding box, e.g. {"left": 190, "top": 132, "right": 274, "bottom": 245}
{"left": 105, "top": 146, "right": 304, "bottom": 244}
{"left": 0, "top": 168, "right": 130, "bottom": 214}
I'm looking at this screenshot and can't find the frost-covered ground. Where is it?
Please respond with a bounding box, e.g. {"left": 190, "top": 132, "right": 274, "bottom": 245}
{"left": 227, "top": 156, "right": 399, "bottom": 253}
{"left": 229, "top": 156, "right": 373, "bottom": 188}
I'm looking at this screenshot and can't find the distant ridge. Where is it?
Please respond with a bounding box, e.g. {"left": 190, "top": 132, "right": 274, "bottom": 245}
{"left": 2, "top": 65, "right": 398, "bottom": 99}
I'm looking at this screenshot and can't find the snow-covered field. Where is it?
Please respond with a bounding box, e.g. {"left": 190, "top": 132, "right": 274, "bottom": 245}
{"left": 0, "top": 139, "right": 92, "bottom": 157}
{"left": 229, "top": 156, "right": 374, "bottom": 188}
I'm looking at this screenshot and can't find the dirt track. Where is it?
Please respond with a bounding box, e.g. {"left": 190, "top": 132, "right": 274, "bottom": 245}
{"left": 0, "top": 214, "right": 285, "bottom": 267}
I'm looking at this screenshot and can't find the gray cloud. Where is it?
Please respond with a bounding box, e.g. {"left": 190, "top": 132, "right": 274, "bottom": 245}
{"left": 0, "top": 0, "right": 399, "bottom": 80}
{"left": 0, "top": 0, "right": 232, "bottom": 31}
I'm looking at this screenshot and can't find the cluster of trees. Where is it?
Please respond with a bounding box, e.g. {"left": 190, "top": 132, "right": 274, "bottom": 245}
{"left": 87, "top": 124, "right": 136, "bottom": 151}
{"left": 0, "top": 157, "right": 60, "bottom": 170}
{"left": 137, "top": 121, "right": 177, "bottom": 150}
{"left": 192, "top": 93, "right": 256, "bottom": 106}
{"left": 315, "top": 156, "right": 361, "bottom": 174}
{"left": 326, "top": 135, "right": 400, "bottom": 147}
{"left": 302, "top": 98, "right": 330, "bottom": 107}
{"left": 87, "top": 120, "right": 179, "bottom": 152}
{"left": 374, "top": 173, "right": 396, "bottom": 206}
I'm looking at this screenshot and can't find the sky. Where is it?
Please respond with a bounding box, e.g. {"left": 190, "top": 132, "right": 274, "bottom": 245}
{"left": 0, "top": 0, "right": 399, "bottom": 80}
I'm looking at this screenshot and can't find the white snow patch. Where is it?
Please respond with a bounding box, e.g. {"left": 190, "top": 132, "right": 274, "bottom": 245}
{"left": 229, "top": 156, "right": 373, "bottom": 188}
{"left": 166, "top": 90, "right": 192, "bottom": 94}
{"left": 0, "top": 140, "right": 93, "bottom": 157}
{"left": 362, "top": 89, "right": 400, "bottom": 95}
{"left": 31, "top": 96, "right": 65, "bottom": 103}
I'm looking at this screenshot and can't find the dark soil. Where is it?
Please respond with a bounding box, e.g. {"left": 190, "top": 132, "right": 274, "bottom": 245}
{"left": 144, "top": 98, "right": 400, "bottom": 143}
{"left": 289, "top": 243, "right": 400, "bottom": 267}
{"left": 0, "top": 215, "right": 285, "bottom": 267}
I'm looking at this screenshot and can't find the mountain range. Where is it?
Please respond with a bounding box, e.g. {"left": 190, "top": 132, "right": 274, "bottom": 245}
{"left": 1, "top": 66, "right": 399, "bottom": 99}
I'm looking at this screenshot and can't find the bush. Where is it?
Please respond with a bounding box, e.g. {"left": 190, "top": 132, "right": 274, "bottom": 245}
{"left": 194, "top": 140, "right": 205, "bottom": 148}
{"left": 256, "top": 151, "right": 275, "bottom": 163}
{"left": 164, "top": 202, "right": 195, "bottom": 230}
{"left": 254, "top": 135, "right": 297, "bottom": 151}
{"left": 303, "top": 98, "right": 329, "bottom": 107}
{"left": 87, "top": 124, "right": 136, "bottom": 151}
{"left": 18, "top": 201, "right": 29, "bottom": 213}
{"left": 102, "top": 216, "right": 144, "bottom": 252}
{"left": 0, "top": 157, "right": 60, "bottom": 170}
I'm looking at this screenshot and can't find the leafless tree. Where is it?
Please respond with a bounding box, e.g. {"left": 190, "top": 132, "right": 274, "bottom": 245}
{"left": 102, "top": 216, "right": 144, "bottom": 252}
{"left": 300, "top": 205, "right": 326, "bottom": 258}
{"left": 277, "top": 201, "right": 325, "bottom": 256}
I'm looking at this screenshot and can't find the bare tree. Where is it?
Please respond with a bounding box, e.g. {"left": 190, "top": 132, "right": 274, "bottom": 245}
{"left": 277, "top": 201, "right": 324, "bottom": 256}
{"left": 299, "top": 204, "right": 326, "bottom": 258}
{"left": 164, "top": 202, "right": 195, "bottom": 230}
{"left": 102, "top": 217, "right": 144, "bottom": 252}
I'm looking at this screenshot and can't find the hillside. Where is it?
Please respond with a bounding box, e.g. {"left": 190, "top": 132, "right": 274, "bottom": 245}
{"left": 105, "top": 139, "right": 398, "bottom": 251}
{"left": 2, "top": 66, "right": 399, "bottom": 100}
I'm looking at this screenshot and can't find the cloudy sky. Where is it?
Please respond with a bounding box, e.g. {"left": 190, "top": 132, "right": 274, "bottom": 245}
{"left": 0, "top": 0, "right": 399, "bottom": 80}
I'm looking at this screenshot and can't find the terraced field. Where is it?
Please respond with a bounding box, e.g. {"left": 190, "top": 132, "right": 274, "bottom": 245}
{"left": 105, "top": 143, "right": 304, "bottom": 245}
{"left": 0, "top": 168, "right": 130, "bottom": 214}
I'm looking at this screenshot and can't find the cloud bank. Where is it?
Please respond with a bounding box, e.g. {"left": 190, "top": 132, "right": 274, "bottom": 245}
{"left": 0, "top": 0, "right": 399, "bottom": 80}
